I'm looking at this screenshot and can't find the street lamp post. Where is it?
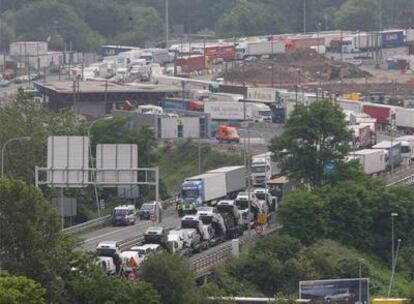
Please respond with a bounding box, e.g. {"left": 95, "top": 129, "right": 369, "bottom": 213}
{"left": 1, "top": 137, "right": 31, "bottom": 177}
{"left": 391, "top": 212, "right": 398, "bottom": 271}
{"left": 87, "top": 116, "right": 112, "bottom": 217}
{"left": 165, "top": 0, "right": 169, "bottom": 49}
{"left": 388, "top": 238, "right": 402, "bottom": 296}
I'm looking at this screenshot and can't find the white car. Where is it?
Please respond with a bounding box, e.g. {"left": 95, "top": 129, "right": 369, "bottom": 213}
{"left": 324, "top": 289, "right": 354, "bottom": 302}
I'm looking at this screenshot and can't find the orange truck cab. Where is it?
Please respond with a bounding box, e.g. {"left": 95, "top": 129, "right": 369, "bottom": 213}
{"left": 215, "top": 125, "right": 240, "bottom": 143}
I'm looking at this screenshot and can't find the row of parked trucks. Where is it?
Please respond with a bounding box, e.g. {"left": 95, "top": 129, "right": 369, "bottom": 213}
{"left": 97, "top": 159, "right": 294, "bottom": 277}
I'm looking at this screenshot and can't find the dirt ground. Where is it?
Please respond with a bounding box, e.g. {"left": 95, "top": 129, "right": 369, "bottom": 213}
{"left": 223, "top": 49, "right": 371, "bottom": 85}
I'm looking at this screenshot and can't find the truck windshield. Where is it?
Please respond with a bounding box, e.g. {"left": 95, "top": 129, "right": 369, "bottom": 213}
{"left": 258, "top": 110, "right": 272, "bottom": 117}
{"left": 181, "top": 219, "right": 199, "bottom": 229}
{"left": 401, "top": 146, "right": 411, "bottom": 153}
{"left": 97, "top": 248, "right": 116, "bottom": 257}
{"left": 251, "top": 166, "right": 265, "bottom": 173}
{"left": 182, "top": 189, "right": 198, "bottom": 199}
{"left": 235, "top": 200, "right": 248, "bottom": 210}
{"left": 113, "top": 209, "right": 128, "bottom": 216}
{"left": 255, "top": 192, "right": 266, "bottom": 200}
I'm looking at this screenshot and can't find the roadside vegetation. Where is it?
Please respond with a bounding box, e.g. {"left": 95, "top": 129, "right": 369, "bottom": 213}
{"left": 205, "top": 100, "right": 414, "bottom": 302}
{"left": 0, "top": 1, "right": 413, "bottom": 51}
{"left": 0, "top": 95, "right": 413, "bottom": 303}
{"left": 159, "top": 140, "right": 243, "bottom": 193}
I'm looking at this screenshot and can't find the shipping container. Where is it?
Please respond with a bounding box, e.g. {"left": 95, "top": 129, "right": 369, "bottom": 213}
{"left": 395, "top": 107, "right": 414, "bottom": 129}
{"left": 285, "top": 37, "right": 325, "bottom": 52}
{"left": 205, "top": 45, "right": 235, "bottom": 61}
{"left": 207, "top": 166, "right": 246, "bottom": 194}
{"left": 176, "top": 55, "right": 205, "bottom": 72}
{"left": 372, "top": 141, "right": 402, "bottom": 168}
{"left": 407, "top": 29, "right": 414, "bottom": 43}
{"left": 352, "top": 149, "right": 386, "bottom": 174}
{"left": 381, "top": 30, "right": 405, "bottom": 48}
{"left": 362, "top": 104, "right": 390, "bottom": 124}
{"left": 185, "top": 173, "right": 227, "bottom": 202}
{"left": 236, "top": 41, "right": 285, "bottom": 59}
{"left": 10, "top": 41, "right": 48, "bottom": 57}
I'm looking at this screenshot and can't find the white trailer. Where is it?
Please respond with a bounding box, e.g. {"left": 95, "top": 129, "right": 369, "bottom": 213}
{"left": 236, "top": 41, "right": 285, "bottom": 59}
{"left": 352, "top": 149, "right": 386, "bottom": 175}
{"left": 186, "top": 173, "right": 226, "bottom": 202}
{"left": 207, "top": 166, "right": 246, "bottom": 194}
{"left": 395, "top": 107, "right": 414, "bottom": 129}
{"left": 204, "top": 101, "right": 271, "bottom": 121}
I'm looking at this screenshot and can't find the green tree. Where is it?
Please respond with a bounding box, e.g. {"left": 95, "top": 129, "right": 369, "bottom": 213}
{"left": 12, "top": 1, "right": 102, "bottom": 51}
{"left": 335, "top": 0, "right": 378, "bottom": 31}
{"left": 279, "top": 189, "right": 328, "bottom": 244}
{"left": 0, "top": 92, "right": 85, "bottom": 183}
{"left": 141, "top": 251, "right": 204, "bottom": 304}
{"left": 64, "top": 266, "right": 160, "bottom": 304}
{"left": 216, "top": 0, "right": 287, "bottom": 37}
{"left": 0, "top": 177, "right": 75, "bottom": 302}
{"left": 0, "top": 276, "right": 46, "bottom": 304}
{"left": 270, "top": 100, "right": 351, "bottom": 188}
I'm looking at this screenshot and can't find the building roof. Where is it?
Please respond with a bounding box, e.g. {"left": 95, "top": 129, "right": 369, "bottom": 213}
{"left": 34, "top": 81, "right": 181, "bottom": 94}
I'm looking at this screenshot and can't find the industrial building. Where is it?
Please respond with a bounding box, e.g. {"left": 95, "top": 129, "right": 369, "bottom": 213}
{"left": 113, "top": 109, "right": 210, "bottom": 140}
{"left": 34, "top": 81, "right": 181, "bottom": 118}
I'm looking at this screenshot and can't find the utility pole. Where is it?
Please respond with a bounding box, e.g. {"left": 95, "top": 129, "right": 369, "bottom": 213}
{"left": 165, "top": 0, "right": 169, "bottom": 49}
{"left": 303, "top": 0, "right": 307, "bottom": 34}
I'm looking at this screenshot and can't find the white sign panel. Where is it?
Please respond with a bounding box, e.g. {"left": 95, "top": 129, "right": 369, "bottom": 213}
{"left": 47, "top": 136, "right": 89, "bottom": 187}
{"left": 247, "top": 87, "right": 277, "bottom": 101}
{"left": 96, "top": 144, "right": 138, "bottom": 186}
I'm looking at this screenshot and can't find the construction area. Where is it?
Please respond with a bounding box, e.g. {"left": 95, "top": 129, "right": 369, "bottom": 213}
{"left": 221, "top": 49, "right": 414, "bottom": 99}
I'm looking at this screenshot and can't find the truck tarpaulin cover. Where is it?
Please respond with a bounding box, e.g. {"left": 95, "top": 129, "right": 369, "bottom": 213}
{"left": 299, "top": 278, "right": 369, "bottom": 304}
{"left": 363, "top": 105, "right": 390, "bottom": 124}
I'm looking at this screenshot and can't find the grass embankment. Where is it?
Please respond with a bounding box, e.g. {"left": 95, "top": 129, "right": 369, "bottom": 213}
{"left": 209, "top": 236, "right": 414, "bottom": 301}
{"left": 158, "top": 141, "right": 243, "bottom": 193}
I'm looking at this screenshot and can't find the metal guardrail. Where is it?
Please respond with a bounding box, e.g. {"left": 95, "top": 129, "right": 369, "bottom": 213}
{"left": 63, "top": 197, "right": 179, "bottom": 235}
{"left": 386, "top": 174, "right": 414, "bottom": 187}
{"left": 62, "top": 215, "right": 112, "bottom": 235}
{"left": 191, "top": 225, "right": 280, "bottom": 277}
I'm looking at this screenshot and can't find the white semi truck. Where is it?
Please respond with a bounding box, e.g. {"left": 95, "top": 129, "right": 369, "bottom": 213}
{"left": 236, "top": 41, "right": 286, "bottom": 59}
{"left": 251, "top": 152, "right": 279, "bottom": 187}
{"left": 179, "top": 166, "right": 246, "bottom": 215}
{"left": 204, "top": 101, "right": 272, "bottom": 122}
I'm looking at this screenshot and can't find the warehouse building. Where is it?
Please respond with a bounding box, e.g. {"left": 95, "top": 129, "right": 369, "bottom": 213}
{"left": 34, "top": 81, "right": 181, "bottom": 118}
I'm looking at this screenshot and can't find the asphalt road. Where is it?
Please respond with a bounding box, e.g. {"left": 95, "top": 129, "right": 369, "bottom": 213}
{"left": 80, "top": 207, "right": 181, "bottom": 251}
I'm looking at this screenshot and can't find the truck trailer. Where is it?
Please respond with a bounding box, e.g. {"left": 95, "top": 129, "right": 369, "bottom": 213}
{"left": 178, "top": 166, "right": 246, "bottom": 215}
{"left": 236, "top": 41, "right": 285, "bottom": 59}
{"left": 204, "top": 101, "right": 272, "bottom": 122}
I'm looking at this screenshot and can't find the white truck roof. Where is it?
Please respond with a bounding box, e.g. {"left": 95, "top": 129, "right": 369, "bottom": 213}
{"left": 114, "top": 205, "right": 135, "bottom": 211}
{"left": 354, "top": 149, "right": 385, "bottom": 156}
{"left": 207, "top": 166, "right": 244, "bottom": 173}
{"left": 97, "top": 241, "right": 118, "bottom": 249}
{"left": 372, "top": 141, "right": 401, "bottom": 149}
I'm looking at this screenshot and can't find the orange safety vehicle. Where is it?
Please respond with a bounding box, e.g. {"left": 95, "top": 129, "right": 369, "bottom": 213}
{"left": 215, "top": 125, "right": 240, "bottom": 143}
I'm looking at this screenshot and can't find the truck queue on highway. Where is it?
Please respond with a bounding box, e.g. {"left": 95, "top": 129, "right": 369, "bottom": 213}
{"left": 95, "top": 161, "right": 285, "bottom": 278}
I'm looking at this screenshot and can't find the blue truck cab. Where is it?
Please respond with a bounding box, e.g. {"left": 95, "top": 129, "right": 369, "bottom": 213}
{"left": 179, "top": 179, "right": 204, "bottom": 216}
